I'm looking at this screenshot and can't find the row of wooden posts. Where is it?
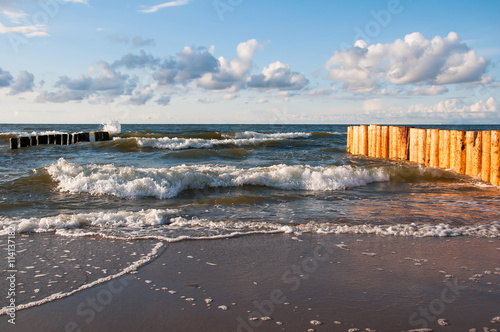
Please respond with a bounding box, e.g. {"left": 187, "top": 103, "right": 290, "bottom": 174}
{"left": 10, "top": 131, "right": 111, "bottom": 149}
{"left": 347, "top": 125, "right": 500, "bottom": 186}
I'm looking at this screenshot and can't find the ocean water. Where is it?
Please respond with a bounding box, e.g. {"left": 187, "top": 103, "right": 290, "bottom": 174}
{"left": 1, "top": 123, "right": 500, "bottom": 240}
{"left": 1, "top": 123, "right": 500, "bottom": 317}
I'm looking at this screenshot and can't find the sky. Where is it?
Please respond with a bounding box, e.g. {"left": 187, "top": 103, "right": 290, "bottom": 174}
{"left": 0, "top": 0, "right": 500, "bottom": 124}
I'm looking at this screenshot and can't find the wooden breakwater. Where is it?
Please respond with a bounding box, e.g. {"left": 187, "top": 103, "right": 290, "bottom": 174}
{"left": 10, "top": 131, "right": 111, "bottom": 150}
{"left": 347, "top": 125, "right": 500, "bottom": 186}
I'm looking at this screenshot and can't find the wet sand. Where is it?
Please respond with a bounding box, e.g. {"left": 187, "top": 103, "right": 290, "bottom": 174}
{"left": 1, "top": 233, "right": 500, "bottom": 331}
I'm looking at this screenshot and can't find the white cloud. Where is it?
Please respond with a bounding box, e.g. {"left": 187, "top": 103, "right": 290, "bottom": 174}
{"left": 307, "top": 87, "right": 336, "bottom": 96}
{"left": 197, "top": 39, "right": 261, "bottom": 91}
{"left": 325, "top": 32, "right": 488, "bottom": 93}
{"left": 0, "top": 9, "right": 27, "bottom": 24}
{"left": 409, "top": 85, "right": 448, "bottom": 96}
{"left": 247, "top": 61, "right": 308, "bottom": 90}
{"left": 37, "top": 61, "right": 132, "bottom": 103}
{"left": 0, "top": 22, "right": 49, "bottom": 38}
{"left": 405, "top": 97, "right": 497, "bottom": 121}
{"left": 138, "top": 0, "right": 190, "bottom": 13}
{"left": 10, "top": 70, "right": 35, "bottom": 95}
{"left": 0, "top": 68, "right": 14, "bottom": 87}
{"left": 62, "top": 0, "right": 89, "bottom": 4}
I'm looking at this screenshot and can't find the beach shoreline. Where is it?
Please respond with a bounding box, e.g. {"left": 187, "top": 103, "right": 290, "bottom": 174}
{"left": 1, "top": 232, "right": 499, "bottom": 331}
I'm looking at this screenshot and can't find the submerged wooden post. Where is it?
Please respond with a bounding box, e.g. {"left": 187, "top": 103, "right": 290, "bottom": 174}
{"left": 409, "top": 128, "right": 418, "bottom": 163}
{"left": 429, "top": 129, "right": 440, "bottom": 167}
{"left": 417, "top": 128, "right": 427, "bottom": 165}
{"left": 20, "top": 137, "right": 30, "bottom": 148}
{"left": 10, "top": 138, "right": 18, "bottom": 149}
{"left": 491, "top": 130, "right": 500, "bottom": 186}
{"left": 359, "top": 125, "right": 368, "bottom": 155}
{"left": 439, "top": 130, "right": 450, "bottom": 169}
{"left": 346, "top": 126, "right": 352, "bottom": 154}
{"left": 375, "top": 125, "right": 382, "bottom": 158}
{"left": 454, "top": 131, "right": 467, "bottom": 174}
{"left": 482, "top": 131, "right": 491, "bottom": 183}
{"left": 368, "top": 125, "right": 376, "bottom": 157}
{"left": 381, "top": 126, "right": 389, "bottom": 159}
{"left": 424, "top": 129, "right": 431, "bottom": 166}
{"left": 400, "top": 126, "right": 410, "bottom": 160}
{"left": 353, "top": 126, "right": 360, "bottom": 155}
{"left": 465, "top": 131, "right": 482, "bottom": 178}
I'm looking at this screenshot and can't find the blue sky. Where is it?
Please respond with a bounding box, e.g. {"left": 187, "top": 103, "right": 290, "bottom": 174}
{"left": 0, "top": 0, "right": 499, "bottom": 124}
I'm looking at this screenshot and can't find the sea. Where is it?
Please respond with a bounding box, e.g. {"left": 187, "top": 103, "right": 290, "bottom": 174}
{"left": 0, "top": 123, "right": 499, "bottom": 315}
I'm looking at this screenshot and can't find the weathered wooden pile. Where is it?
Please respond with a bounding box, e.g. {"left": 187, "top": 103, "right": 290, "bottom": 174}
{"left": 347, "top": 125, "right": 500, "bottom": 186}
{"left": 10, "top": 131, "right": 111, "bottom": 149}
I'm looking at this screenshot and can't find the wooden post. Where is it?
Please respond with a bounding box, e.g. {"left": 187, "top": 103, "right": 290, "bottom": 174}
{"left": 20, "top": 136, "right": 30, "bottom": 148}
{"left": 400, "top": 127, "right": 410, "bottom": 160}
{"left": 409, "top": 128, "right": 418, "bottom": 162}
{"left": 38, "top": 135, "right": 48, "bottom": 145}
{"left": 31, "top": 136, "right": 37, "bottom": 147}
{"left": 490, "top": 130, "right": 500, "bottom": 186}
{"left": 481, "top": 131, "right": 491, "bottom": 183}
{"left": 454, "top": 131, "right": 467, "bottom": 175}
{"left": 425, "top": 129, "right": 432, "bottom": 166}
{"left": 389, "top": 126, "right": 396, "bottom": 159}
{"left": 375, "top": 125, "right": 382, "bottom": 158}
{"left": 347, "top": 127, "right": 351, "bottom": 154}
{"left": 368, "top": 125, "right": 377, "bottom": 157}
{"left": 354, "top": 126, "right": 360, "bottom": 155}
{"left": 359, "top": 125, "right": 368, "bottom": 155}
{"left": 381, "top": 126, "right": 389, "bottom": 159}
{"left": 465, "top": 131, "right": 481, "bottom": 177}
{"left": 417, "top": 128, "right": 427, "bottom": 165}
{"left": 449, "top": 130, "right": 457, "bottom": 171}
{"left": 429, "top": 129, "right": 439, "bottom": 167}
{"left": 472, "top": 132, "right": 482, "bottom": 178}
{"left": 439, "top": 130, "right": 450, "bottom": 169}
{"left": 10, "top": 138, "right": 18, "bottom": 149}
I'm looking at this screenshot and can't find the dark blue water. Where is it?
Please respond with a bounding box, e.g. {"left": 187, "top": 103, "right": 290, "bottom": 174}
{"left": 0, "top": 123, "right": 499, "bottom": 240}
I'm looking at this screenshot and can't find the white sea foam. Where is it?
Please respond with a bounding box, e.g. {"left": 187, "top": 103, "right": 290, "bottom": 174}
{"left": 0, "top": 242, "right": 163, "bottom": 316}
{"left": 0, "top": 209, "right": 178, "bottom": 235}
{"left": 101, "top": 120, "right": 121, "bottom": 134}
{"left": 1, "top": 212, "right": 498, "bottom": 238}
{"left": 46, "top": 158, "right": 390, "bottom": 199}
{"left": 223, "top": 131, "right": 311, "bottom": 139}
{"left": 134, "top": 132, "right": 309, "bottom": 150}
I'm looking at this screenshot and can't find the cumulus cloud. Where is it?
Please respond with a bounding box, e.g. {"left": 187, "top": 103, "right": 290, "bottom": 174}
{"left": 10, "top": 70, "right": 34, "bottom": 94}
{"left": 409, "top": 85, "right": 448, "bottom": 96}
{"left": 0, "top": 68, "right": 14, "bottom": 87}
{"left": 138, "top": 0, "right": 190, "bottom": 13}
{"left": 247, "top": 61, "right": 308, "bottom": 90}
{"left": 37, "top": 61, "right": 131, "bottom": 103}
{"left": 34, "top": 39, "right": 306, "bottom": 105}
{"left": 197, "top": 39, "right": 261, "bottom": 91}
{"left": 325, "top": 32, "right": 489, "bottom": 93}
{"left": 155, "top": 95, "right": 171, "bottom": 106}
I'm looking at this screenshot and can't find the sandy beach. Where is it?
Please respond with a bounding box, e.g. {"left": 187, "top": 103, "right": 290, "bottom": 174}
{"left": 2, "top": 232, "right": 499, "bottom": 331}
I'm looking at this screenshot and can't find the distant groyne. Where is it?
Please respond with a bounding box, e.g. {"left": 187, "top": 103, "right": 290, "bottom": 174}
{"left": 347, "top": 125, "right": 500, "bottom": 186}
{"left": 10, "top": 131, "right": 111, "bottom": 149}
